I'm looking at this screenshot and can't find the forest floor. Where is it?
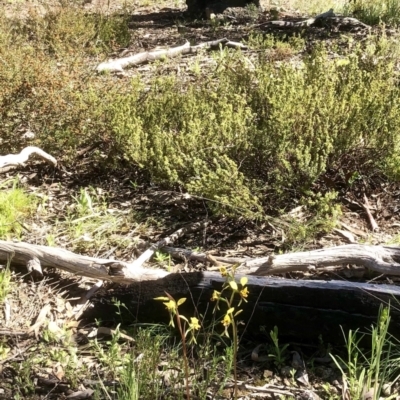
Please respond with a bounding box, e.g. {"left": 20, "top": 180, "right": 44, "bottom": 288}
{"left": 1, "top": 0, "right": 400, "bottom": 398}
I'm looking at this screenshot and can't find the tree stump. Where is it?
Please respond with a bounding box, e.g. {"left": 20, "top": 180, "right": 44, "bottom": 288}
{"left": 186, "top": 0, "right": 260, "bottom": 16}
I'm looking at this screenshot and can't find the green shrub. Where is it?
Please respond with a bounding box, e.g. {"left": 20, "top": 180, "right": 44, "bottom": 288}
{"left": 110, "top": 76, "right": 262, "bottom": 216}
{"left": 110, "top": 37, "right": 400, "bottom": 218}
{"left": 3, "top": 4, "right": 400, "bottom": 223}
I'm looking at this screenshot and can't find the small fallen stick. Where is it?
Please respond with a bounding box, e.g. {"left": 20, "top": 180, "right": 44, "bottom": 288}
{"left": 97, "top": 42, "right": 191, "bottom": 73}
{"left": 362, "top": 194, "right": 379, "bottom": 232}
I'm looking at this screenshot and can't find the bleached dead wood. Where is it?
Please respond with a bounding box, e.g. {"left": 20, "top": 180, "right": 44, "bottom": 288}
{"left": 0, "top": 222, "right": 208, "bottom": 284}
{"left": 0, "top": 146, "right": 57, "bottom": 173}
{"left": 243, "top": 244, "right": 400, "bottom": 276}
{"left": 0, "top": 240, "right": 168, "bottom": 284}
{"left": 2, "top": 239, "right": 400, "bottom": 284}
{"left": 96, "top": 39, "right": 248, "bottom": 73}
{"left": 163, "top": 244, "right": 400, "bottom": 276}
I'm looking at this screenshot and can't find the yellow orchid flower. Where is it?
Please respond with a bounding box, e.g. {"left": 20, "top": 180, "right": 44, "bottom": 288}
{"left": 189, "top": 317, "right": 201, "bottom": 331}
{"left": 211, "top": 290, "right": 220, "bottom": 301}
{"left": 222, "top": 313, "right": 231, "bottom": 327}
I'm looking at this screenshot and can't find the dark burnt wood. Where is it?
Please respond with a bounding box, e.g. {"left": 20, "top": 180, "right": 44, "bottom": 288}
{"left": 88, "top": 272, "right": 400, "bottom": 343}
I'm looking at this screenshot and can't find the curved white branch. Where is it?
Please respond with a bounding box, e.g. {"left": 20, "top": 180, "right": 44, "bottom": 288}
{"left": 0, "top": 146, "right": 57, "bottom": 172}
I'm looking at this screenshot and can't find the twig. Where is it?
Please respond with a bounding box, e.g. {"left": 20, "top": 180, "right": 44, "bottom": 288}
{"left": 362, "top": 194, "right": 379, "bottom": 232}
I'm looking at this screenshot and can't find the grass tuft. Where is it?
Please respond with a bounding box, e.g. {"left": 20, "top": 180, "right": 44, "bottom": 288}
{"left": 0, "top": 179, "right": 37, "bottom": 239}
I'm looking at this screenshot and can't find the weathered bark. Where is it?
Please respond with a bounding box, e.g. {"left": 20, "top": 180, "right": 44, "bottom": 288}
{"left": 2, "top": 241, "right": 400, "bottom": 284}
{"left": 266, "top": 8, "right": 335, "bottom": 28}
{"left": 0, "top": 240, "right": 169, "bottom": 284}
{"left": 0, "top": 223, "right": 208, "bottom": 284}
{"left": 3, "top": 236, "right": 400, "bottom": 342}
{"left": 163, "top": 244, "right": 400, "bottom": 276}
{"left": 262, "top": 9, "right": 370, "bottom": 31}
{"left": 242, "top": 244, "right": 400, "bottom": 276}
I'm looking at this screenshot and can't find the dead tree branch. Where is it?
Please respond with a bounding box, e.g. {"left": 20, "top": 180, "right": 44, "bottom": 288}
{"left": 243, "top": 244, "right": 400, "bottom": 276}
{"left": 0, "top": 146, "right": 57, "bottom": 173}
{"left": 96, "top": 39, "right": 247, "bottom": 73}
{"left": 0, "top": 223, "right": 208, "bottom": 284}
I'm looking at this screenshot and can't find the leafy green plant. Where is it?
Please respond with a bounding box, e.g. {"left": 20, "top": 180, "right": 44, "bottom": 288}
{"left": 117, "top": 354, "right": 140, "bottom": 400}
{"left": 93, "top": 325, "right": 127, "bottom": 378}
{"left": 64, "top": 187, "right": 132, "bottom": 252}
{"left": 268, "top": 326, "right": 290, "bottom": 369}
{"left": 107, "top": 34, "right": 400, "bottom": 225}
{"left": 72, "top": 188, "right": 95, "bottom": 217}
{"left": 0, "top": 264, "right": 12, "bottom": 304}
{"left": 0, "top": 339, "right": 10, "bottom": 361}
{"left": 153, "top": 251, "right": 171, "bottom": 264}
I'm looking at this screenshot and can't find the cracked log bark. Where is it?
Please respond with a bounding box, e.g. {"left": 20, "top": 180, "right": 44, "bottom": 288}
{"left": 263, "top": 9, "right": 370, "bottom": 31}
{"left": 88, "top": 272, "right": 400, "bottom": 343}
{"left": 0, "top": 240, "right": 169, "bottom": 284}
{"left": 242, "top": 244, "right": 400, "bottom": 276}
{"left": 3, "top": 238, "right": 400, "bottom": 342}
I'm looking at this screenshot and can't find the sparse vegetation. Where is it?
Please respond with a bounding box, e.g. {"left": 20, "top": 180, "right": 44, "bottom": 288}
{"left": 0, "top": 178, "right": 37, "bottom": 239}
{"left": 2, "top": 0, "right": 400, "bottom": 398}
{"left": 345, "top": 0, "right": 400, "bottom": 26}
{"left": 330, "top": 306, "right": 400, "bottom": 400}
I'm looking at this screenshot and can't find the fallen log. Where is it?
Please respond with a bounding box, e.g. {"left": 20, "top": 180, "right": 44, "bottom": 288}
{"left": 242, "top": 244, "right": 400, "bottom": 276}
{"left": 266, "top": 8, "right": 335, "bottom": 28}
{"left": 262, "top": 9, "right": 370, "bottom": 31}
{"left": 2, "top": 240, "right": 400, "bottom": 283}
{"left": 0, "top": 222, "right": 207, "bottom": 284}
{"left": 162, "top": 244, "right": 400, "bottom": 276}
{"left": 88, "top": 272, "right": 400, "bottom": 343}
{"left": 3, "top": 235, "right": 400, "bottom": 342}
